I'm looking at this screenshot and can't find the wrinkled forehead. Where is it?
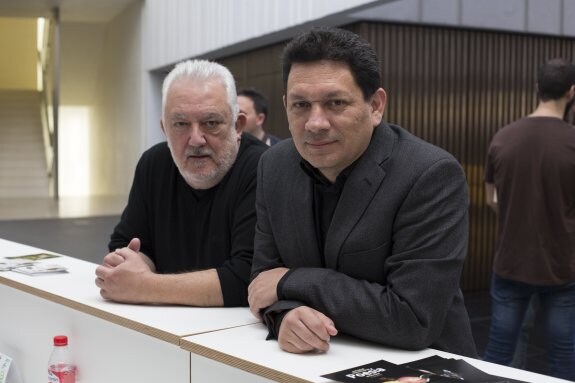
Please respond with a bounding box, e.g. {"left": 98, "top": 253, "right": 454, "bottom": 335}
{"left": 165, "top": 77, "right": 233, "bottom": 116}
{"left": 170, "top": 76, "right": 227, "bottom": 98}
{"left": 285, "top": 60, "right": 360, "bottom": 99}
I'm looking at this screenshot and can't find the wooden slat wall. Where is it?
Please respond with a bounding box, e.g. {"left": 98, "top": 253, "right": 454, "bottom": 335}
{"left": 354, "top": 23, "right": 575, "bottom": 290}
{"left": 219, "top": 44, "right": 289, "bottom": 140}
{"left": 219, "top": 22, "right": 575, "bottom": 291}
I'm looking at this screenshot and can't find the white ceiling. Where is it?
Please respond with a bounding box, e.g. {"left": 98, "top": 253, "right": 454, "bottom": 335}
{"left": 0, "top": 0, "right": 138, "bottom": 22}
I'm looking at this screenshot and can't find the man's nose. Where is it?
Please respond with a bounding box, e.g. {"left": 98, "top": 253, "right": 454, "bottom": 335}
{"left": 187, "top": 124, "right": 207, "bottom": 146}
{"left": 305, "top": 104, "right": 330, "bottom": 132}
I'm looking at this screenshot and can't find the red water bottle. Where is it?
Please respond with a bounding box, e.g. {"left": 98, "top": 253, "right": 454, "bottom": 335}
{"left": 48, "top": 335, "right": 76, "bottom": 383}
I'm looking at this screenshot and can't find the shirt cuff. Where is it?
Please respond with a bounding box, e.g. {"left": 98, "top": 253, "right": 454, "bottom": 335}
{"left": 263, "top": 309, "right": 290, "bottom": 340}
{"left": 261, "top": 300, "right": 304, "bottom": 340}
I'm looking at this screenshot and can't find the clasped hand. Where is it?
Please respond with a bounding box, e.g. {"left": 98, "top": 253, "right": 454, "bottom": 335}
{"left": 279, "top": 306, "right": 338, "bottom": 353}
{"left": 95, "top": 238, "right": 154, "bottom": 303}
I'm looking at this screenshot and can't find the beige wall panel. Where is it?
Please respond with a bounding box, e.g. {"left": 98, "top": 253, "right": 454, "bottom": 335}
{"left": 58, "top": 1, "right": 143, "bottom": 197}
{"left": 0, "top": 17, "right": 37, "bottom": 90}
{"left": 91, "top": 1, "right": 143, "bottom": 196}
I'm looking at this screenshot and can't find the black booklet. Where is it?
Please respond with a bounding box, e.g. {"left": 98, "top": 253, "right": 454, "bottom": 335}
{"left": 321, "top": 356, "right": 529, "bottom": 383}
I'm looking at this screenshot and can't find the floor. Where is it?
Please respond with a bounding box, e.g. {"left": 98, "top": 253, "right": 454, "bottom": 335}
{"left": 0, "top": 195, "right": 126, "bottom": 221}
{"left": 0, "top": 196, "right": 126, "bottom": 263}
{"left": 0, "top": 196, "right": 553, "bottom": 379}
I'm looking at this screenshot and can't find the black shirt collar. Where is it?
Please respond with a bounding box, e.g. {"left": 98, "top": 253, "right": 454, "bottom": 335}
{"left": 300, "top": 159, "right": 357, "bottom": 188}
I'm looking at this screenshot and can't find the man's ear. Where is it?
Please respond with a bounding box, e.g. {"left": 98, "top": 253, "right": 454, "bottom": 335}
{"left": 370, "top": 88, "right": 387, "bottom": 126}
{"left": 160, "top": 119, "right": 166, "bottom": 135}
{"left": 235, "top": 113, "right": 247, "bottom": 137}
{"left": 256, "top": 113, "right": 266, "bottom": 127}
{"left": 283, "top": 95, "right": 287, "bottom": 110}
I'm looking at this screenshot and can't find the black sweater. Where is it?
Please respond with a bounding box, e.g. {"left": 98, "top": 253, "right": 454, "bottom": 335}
{"left": 109, "top": 134, "right": 267, "bottom": 306}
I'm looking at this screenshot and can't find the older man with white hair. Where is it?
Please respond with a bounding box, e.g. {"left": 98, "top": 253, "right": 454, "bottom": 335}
{"left": 95, "top": 59, "right": 267, "bottom": 307}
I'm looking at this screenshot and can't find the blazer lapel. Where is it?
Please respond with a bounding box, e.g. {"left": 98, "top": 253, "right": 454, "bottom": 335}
{"left": 324, "top": 124, "right": 395, "bottom": 269}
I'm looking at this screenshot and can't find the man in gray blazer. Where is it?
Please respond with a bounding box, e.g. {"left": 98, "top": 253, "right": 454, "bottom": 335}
{"left": 248, "top": 27, "right": 477, "bottom": 358}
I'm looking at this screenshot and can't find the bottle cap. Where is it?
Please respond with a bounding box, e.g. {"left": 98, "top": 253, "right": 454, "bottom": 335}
{"left": 53, "top": 335, "right": 68, "bottom": 346}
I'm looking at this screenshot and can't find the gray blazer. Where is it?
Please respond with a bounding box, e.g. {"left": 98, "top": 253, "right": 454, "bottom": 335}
{"left": 252, "top": 122, "right": 477, "bottom": 358}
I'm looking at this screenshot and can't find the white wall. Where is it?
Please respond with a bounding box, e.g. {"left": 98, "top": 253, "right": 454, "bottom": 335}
{"left": 91, "top": 1, "right": 144, "bottom": 196}
{"left": 59, "top": 22, "right": 106, "bottom": 196}
{"left": 143, "top": 0, "right": 396, "bottom": 71}
{"left": 59, "top": 1, "right": 143, "bottom": 197}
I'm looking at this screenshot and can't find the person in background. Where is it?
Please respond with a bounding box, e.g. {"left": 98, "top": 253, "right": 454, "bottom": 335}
{"left": 238, "top": 87, "right": 281, "bottom": 146}
{"left": 95, "top": 59, "right": 267, "bottom": 307}
{"left": 248, "top": 27, "right": 477, "bottom": 357}
{"left": 483, "top": 58, "right": 575, "bottom": 381}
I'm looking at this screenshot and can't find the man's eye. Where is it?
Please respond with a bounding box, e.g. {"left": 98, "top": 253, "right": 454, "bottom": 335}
{"left": 327, "top": 99, "right": 347, "bottom": 108}
{"left": 203, "top": 120, "right": 220, "bottom": 129}
{"left": 291, "top": 101, "right": 310, "bottom": 110}
{"left": 173, "top": 121, "right": 189, "bottom": 129}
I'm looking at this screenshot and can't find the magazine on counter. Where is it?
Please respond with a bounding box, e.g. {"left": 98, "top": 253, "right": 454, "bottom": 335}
{"left": 5, "top": 253, "right": 61, "bottom": 261}
{"left": 0, "top": 253, "right": 67, "bottom": 275}
{"left": 0, "top": 259, "right": 34, "bottom": 271}
{"left": 321, "top": 356, "right": 529, "bottom": 383}
{"left": 322, "top": 359, "right": 461, "bottom": 382}
{"left": 10, "top": 263, "right": 68, "bottom": 275}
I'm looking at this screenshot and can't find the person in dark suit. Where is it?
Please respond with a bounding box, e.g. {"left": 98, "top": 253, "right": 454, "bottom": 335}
{"left": 248, "top": 27, "right": 477, "bottom": 357}
{"left": 237, "top": 87, "right": 281, "bottom": 146}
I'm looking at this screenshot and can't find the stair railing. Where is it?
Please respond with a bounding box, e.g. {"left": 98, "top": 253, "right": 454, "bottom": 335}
{"left": 38, "top": 8, "right": 60, "bottom": 199}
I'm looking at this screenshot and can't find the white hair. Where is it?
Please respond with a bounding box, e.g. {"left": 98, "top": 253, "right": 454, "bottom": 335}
{"left": 161, "top": 59, "right": 239, "bottom": 123}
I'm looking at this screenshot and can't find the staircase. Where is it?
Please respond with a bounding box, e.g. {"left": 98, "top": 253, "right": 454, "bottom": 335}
{"left": 0, "top": 90, "right": 50, "bottom": 198}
